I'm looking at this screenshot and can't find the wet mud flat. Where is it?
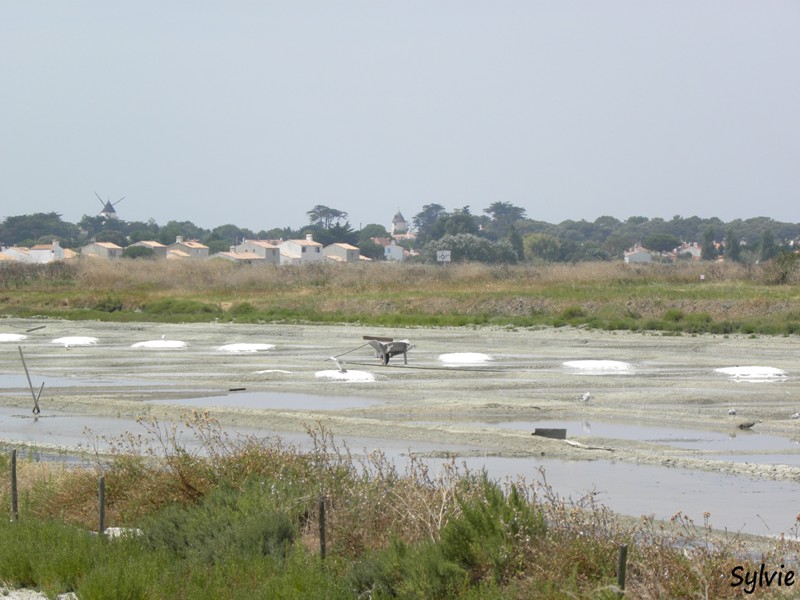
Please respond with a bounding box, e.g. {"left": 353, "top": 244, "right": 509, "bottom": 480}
{"left": 1, "top": 318, "right": 800, "bottom": 537}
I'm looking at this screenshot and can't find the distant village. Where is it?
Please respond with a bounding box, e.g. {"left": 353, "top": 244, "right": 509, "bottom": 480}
{"left": 0, "top": 208, "right": 416, "bottom": 266}
{"left": 2, "top": 199, "right": 799, "bottom": 266}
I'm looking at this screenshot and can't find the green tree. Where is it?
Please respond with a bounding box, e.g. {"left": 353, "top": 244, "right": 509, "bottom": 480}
{"left": 643, "top": 233, "right": 681, "bottom": 254}
{"left": 308, "top": 221, "right": 358, "bottom": 246}
{"left": 523, "top": 233, "right": 561, "bottom": 262}
{"left": 122, "top": 245, "right": 155, "bottom": 259}
{"left": 725, "top": 229, "right": 742, "bottom": 263}
{"left": 158, "top": 221, "right": 208, "bottom": 246}
{"left": 210, "top": 224, "right": 247, "bottom": 246}
{"left": 0, "top": 212, "right": 81, "bottom": 247}
{"left": 412, "top": 204, "right": 447, "bottom": 244}
{"left": 358, "top": 238, "right": 384, "bottom": 261}
{"left": 95, "top": 230, "right": 128, "bottom": 247}
{"left": 508, "top": 226, "right": 524, "bottom": 261}
{"left": 701, "top": 229, "right": 717, "bottom": 261}
{"left": 358, "top": 223, "right": 389, "bottom": 245}
{"left": 306, "top": 205, "right": 348, "bottom": 229}
{"left": 424, "top": 234, "right": 516, "bottom": 264}
{"left": 483, "top": 202, "right": 526, "bottom": 238}
{"left": 759, "top": 229, "right": 779, "bottom": 262}
{"left": 428, "top": 207, "right": 479, "bottom": 240}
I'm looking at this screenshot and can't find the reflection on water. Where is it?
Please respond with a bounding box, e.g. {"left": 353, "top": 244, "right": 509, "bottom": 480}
{"left": 464, "top": 419, "right": 799, "bottom": 454}
{"left": 420, "top": 455, "right": 800, "bottom": 538}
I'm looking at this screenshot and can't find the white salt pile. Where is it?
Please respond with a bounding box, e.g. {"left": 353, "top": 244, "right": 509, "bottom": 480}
{"left": 255, "top": 369, "right": 293, "bottom": 375}
{"left": 714, "top": 366, "right": 787, "bottom": 379}
{"left": 52, "top": 336, "right": 99, "bottom": 347}
{"left": 315, "top": 369, "right": 376, "bottom": 382}
{"left": 130, "top": 340, "right": 187, "bottom": 349}
{"left": 563, "top": 360, "right": 632, "bottom": 372}
{"left": 438, "top": 352, "right": 492, "bottom": 365}
{"left": 217, "top": 343, "right": 275, "bottom": 353}
{"left": 0, "top": 333, "right": 27, "bottom": 342}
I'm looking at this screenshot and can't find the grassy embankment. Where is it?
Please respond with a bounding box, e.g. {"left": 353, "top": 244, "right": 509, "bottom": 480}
{"left": 2, "top": 258, "right": 800, "bottom": 334}
{"left": 2, "top": 415, "right": 795, "bottom": 599}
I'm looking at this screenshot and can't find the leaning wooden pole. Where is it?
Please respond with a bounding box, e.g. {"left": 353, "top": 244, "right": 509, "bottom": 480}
{"left": 18, "top": 346, "right": 41, "bottom": 415}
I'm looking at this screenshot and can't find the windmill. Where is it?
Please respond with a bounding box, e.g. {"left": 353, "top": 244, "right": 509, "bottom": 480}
{"left": 96, "top": 192, "right": 125, "bottom": 219}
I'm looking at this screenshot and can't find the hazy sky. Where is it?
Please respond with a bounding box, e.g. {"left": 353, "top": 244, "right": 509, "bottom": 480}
{"left": 2, "top": 1, "right": 798, "bottom": 232}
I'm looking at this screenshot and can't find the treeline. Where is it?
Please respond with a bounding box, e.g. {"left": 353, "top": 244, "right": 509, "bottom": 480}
{"left": 2, "top": 205, "right": 799, "bottom": 264}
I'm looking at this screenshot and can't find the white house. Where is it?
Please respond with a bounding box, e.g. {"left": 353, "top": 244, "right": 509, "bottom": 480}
{"left": 0, "top": 246, "right": 31, "bottom": 263}
{"left": 81, "top": 242, "right": 123, "bottom": 259}
{"left": 385, "top": 240, "right": 407, "bottom": 261}
{"left": 324, "top": 243, "right": 360, "bottom": 263}
{"left": 28, "top": 240, "right": 66, "bottom": 264}
{"left": 279, "top": 234, "right": 323, "bottom": 265}
{"left": 623, "top": 244, "right": 652, "bottom": 264}
{"left": 673, "top": 242, "right": 702, "bottom": 260}
{"left": 168, "top": 236, "right": 209, "bottom": 259}
{"left": 234, "top": 240, "right": 281, "bottom": 265}
{"left": 210, "top": 248, "right": 267, "bottom": 265}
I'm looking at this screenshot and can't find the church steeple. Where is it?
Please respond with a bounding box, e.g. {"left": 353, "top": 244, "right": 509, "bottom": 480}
{"left": 391, "top": 210, "right": 407, "bottom": 235}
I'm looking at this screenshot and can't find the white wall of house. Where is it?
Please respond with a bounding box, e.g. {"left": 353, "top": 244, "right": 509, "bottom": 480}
{"left": 624, "top": 246, "right": 652, "bottom": 263}
{"left": 384, "top": 242, "right": 405, "bottom": 261}
{"left": 1, "top": 247, "right": 31, "bottom": 263}
{"left": 279, "top": 235, "right": 323, "bottom": 264}
{"left": 235, "top": 240, "right": 280, "bottom": 265}
{"left": 28, "top": 240, "right": 64, "bottom": 264}
{"left": 324, "top": 243, "right": 360, "bottom": 263}
{"left": 210, "top": 249, "right": 267, "bottom": 264}
{"left": 81, "top": 242, "right": 123, "bottom": 259}
{"left": 168, "top": 236, "right": 209, "bottom": 259}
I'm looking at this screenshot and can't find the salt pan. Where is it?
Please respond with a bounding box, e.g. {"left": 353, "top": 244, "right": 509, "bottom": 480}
{"left": 438, "top": 352, "right": 492, "bottom": 365}
{"left": 131, "top": 340, "right": 187, "bottom": 349}
{"left": 217, "top": 343, "right": 275, "bottom": 353}
{"left": 563, "top": 360, "right": 632, "bottom": 372}
{"left": 315, "top": 369, "right": 375, "bottom": 382}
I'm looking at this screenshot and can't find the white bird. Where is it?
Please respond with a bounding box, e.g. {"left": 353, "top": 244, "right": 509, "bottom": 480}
{"left": 328, "top": 357, "right": 347, "bottom": 373}
{"left": 728, "top": 408, "right": 736, "bottom": 416}
{"left": 581, "top": 391, "right": 592, "bottom": 403}
{"left": 791, "top": 412, "right": 800, "bottom": 420}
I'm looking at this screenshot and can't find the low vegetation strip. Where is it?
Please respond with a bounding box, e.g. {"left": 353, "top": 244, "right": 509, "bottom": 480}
{"left": 2, "top": 259, "right": 800, "bottom": 334}
{"left": 1, "top": 416, "right": 795, "bottom": 599}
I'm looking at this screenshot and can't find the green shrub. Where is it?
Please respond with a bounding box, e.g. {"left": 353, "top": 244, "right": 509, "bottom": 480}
{"left": 141, "top": 481, "right": 294, "bottom": 564}
{"left": 663, "top": 308, "right": 684, "bottom": 322}
{"left": 94, "top": 296, "right": 124, "bottom": 312}
{"left": 347, "top": 477, "right": 546, "bottom": 599}
{"left": 229, "top": 302, "right": 257, "bottom": 316}
{"left": 142, "top": 298, "right": 222, "bottom": 316}
{"left": 560, "top": 305, "right": 586, "bottom": 320}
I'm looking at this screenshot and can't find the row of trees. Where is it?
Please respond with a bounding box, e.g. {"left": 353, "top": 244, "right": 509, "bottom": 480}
{"left": 409, "top": 203, "right": 798, "bottom": 264}
{"left": 1, "top": 204, "right": 798, "bottom": 264}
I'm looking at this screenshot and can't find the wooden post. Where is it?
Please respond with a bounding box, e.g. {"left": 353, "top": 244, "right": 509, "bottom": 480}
{"left": 318, "top": 495, "right": 326, "bottom": 563}
{"left": 10, "top": 449, "right": 19, "bottom": 521}
{"left": 98, "top": 476, "right": 106, "bottom": 537}
{"left": 617, "top": 544, "right": 628, "bottom": 597}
